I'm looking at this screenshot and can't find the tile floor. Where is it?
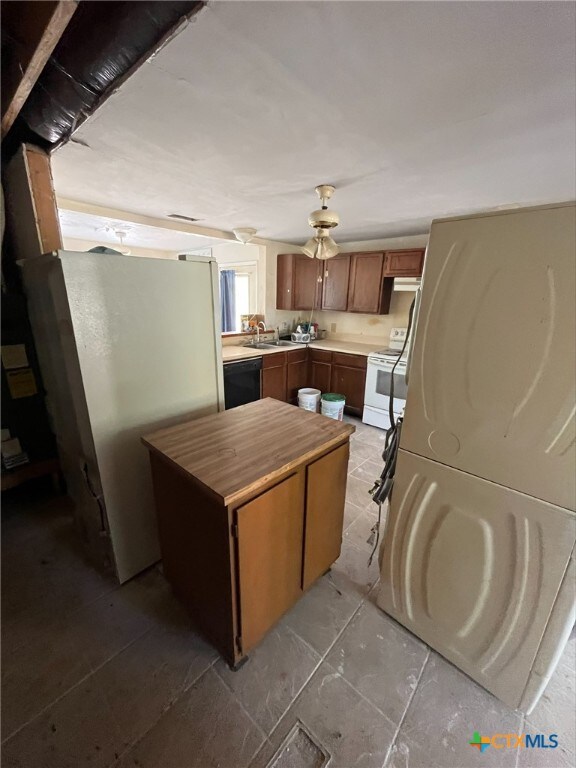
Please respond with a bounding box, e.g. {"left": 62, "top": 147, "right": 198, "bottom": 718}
{"left": 2, "top": 417, "right": 574, "bottom": 768}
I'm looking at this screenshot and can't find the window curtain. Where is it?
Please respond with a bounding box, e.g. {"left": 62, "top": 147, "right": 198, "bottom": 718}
{"left": 220, "top": 269, "right": 236, "bottom": 332}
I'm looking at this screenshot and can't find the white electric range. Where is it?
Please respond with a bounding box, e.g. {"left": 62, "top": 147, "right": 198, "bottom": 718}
{"left": 363, "top": 327, "right": 409, "bottom": 430}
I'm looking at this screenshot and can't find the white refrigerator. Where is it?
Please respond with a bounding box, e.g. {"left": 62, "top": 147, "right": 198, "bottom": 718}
{"left": 21, "top": 251, "right": 224, "bottom": 583}
{"left": 377, "top": 202, "right": 576, "bottom": 712}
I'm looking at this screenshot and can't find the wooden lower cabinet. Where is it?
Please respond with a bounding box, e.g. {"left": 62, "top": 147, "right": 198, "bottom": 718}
{"left": 309, "top": 349, "right": 332, "bottom": 394}
{"left": 330, "top": 353, "right": 367, "bottom": 417}
{"left": 286, "top": 348, "right": 309, "bottom": 403}
{"left": 258, "top": 347, "right": 367, "bottom": 414}
{"left": 310, "top": 361, "right": 331, "bottom": 393}
{"left": 331, "top": 365, "right": 367, "bottom": 416}
{"left": 308, "top": 349, "right": 367, "bottom": 416}
{"left": 261, "top": 353, "right": 287, "bottom": 401}
{"left": 302, "top": 443, "right": 349, "bottom": 589}
{"left": 236, "top": 472, "right": 305, "bottom": 651}
{"left": 148, "top": 440, "right": 350, "bottom": 666}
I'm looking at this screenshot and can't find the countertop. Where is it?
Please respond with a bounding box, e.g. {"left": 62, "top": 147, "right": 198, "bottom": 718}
{"left": 308, "top": 339, "right": 381, "bottom": 356}
{"left": 222, "top": 344, "right": 296, "bottom": 362}
{"left": 142, "top": 398, "right": 355, "bottom": 506}
{"left": 222, "top": 339, "right": 380, "bottom": 363}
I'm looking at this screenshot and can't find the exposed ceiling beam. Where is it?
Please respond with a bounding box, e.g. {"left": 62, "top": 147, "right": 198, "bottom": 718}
{"left": 1, "top": 1, "right": 78, "bottom": 139}
{"left": 56, "top": 198, "right": 291, "bottom": 248}
{"left": 57, "top": 198, "right": 239, "bottom": 243}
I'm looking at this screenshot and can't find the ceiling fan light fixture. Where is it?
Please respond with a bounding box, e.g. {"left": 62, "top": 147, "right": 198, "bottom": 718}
{"left": 301, "top": 238, "right": 317, "bottom": 258}
{"left": 308, "top": 207, "right": 340, "bottom": 229}
{"left": 233, "top": 227, "right": 257, "bottom": 244}
{"left": 316, "top": 236, "right": 340, "bottom": 260}
{"left": 302, "top": 185, "right": 340, "bottom": 259}
{"left": 112, "top": 228, "right": 131, "bottom": 255}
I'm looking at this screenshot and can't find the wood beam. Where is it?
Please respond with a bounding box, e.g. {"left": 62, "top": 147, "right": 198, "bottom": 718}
{"left": 4, "top": 144, "right": 63, "bottom": 260}
{"left": 1, "top": 1, "right": 78, "bottom": 139}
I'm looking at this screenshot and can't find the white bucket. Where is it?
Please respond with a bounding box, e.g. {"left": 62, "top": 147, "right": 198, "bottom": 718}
{"left": 298, "top": 388, "right": 321, "bottom": 412}
{"left": 321, "top": 393, "right": 346, "bottom": 421}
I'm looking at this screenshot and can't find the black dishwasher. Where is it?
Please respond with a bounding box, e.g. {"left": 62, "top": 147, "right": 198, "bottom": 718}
{"left": 223, "top": 358, "right": 262, "bottom": 409}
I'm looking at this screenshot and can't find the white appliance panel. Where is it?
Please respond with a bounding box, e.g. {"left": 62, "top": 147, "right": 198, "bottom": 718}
{"left": 377, "top": 449, "right": 576, "bottom": 710}
{"left": 401, "top": 204, "right": 576, "bottom": 510}
{"left": 22, "top": 251, "right": 224, "bottom": 583}
{"left": 362, "top": 404, "right": 400, "bottom": 430}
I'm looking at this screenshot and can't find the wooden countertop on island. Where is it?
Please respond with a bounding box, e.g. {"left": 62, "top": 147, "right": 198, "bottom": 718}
{"left": 141, "top": 398, "right": 355, "bottom": 507}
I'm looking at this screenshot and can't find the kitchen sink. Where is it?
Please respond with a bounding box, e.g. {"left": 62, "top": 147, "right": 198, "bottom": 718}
{"left": 242, "top": 342, "right": 279, "bottom": 349}
{"left": 243, "top": 340, "right": 305, "bottom": 349}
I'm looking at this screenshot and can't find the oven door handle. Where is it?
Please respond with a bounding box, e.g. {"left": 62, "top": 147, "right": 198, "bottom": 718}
{"left": 368, "top": 358, "right": 407, "bottom": 371}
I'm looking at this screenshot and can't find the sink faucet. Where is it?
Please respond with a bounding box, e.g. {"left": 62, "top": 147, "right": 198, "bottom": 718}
{"left": 256, "top": 321, "right": 266, "bottom": 343}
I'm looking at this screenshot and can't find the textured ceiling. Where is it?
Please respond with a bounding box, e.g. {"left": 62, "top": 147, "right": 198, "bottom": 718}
{"left": 59, "top": 209, "right": 223, "bottom": 251}
{"left": 52, "top": 1, "right": 576, "bottom": 244}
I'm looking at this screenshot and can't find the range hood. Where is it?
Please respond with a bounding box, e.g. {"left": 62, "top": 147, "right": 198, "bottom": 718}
{"left": 393, "top": 277, "right": 421, "bottom": 291}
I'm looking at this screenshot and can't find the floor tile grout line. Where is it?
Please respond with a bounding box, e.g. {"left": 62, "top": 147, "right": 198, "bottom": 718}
{"left": 105, "top": 658, "right": 221, "bottom": 768}
{"left": 215, "top": 622, "right": 328, "bottom": 743}
{"left": 1, "top": 621, "right": 156, "bottom": 746}
{"left": 211, "top": 663, "right": 271, "bottom": 743}
{"left": 514, "top": 712, "right": 526, "bottom": 768}
{"left": 2, "top": 579, "right": 123, "bottom": 659}
{"left": 265, "top": 595, "right": 367, "bottom": 744}
{"left": 317, "top": 654, "right": 399, "bottom": 727}
{"left": 382, "top": 648, "right": 431, "bottom": 768}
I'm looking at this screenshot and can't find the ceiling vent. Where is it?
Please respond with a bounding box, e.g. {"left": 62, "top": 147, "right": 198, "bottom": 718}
{"left": 167, "top": 213, "right": 200, "bottom": 222}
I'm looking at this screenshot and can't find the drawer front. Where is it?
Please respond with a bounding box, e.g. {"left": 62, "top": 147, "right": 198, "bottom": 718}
{"left": 286, "top": 348, "right": 308, "bottom": 363}
{"left": 309, "top": 348, "right": 333, "bottom": 363}
{"left": 332, "top": 352, "right": 368, "bottom": 370}
{"left": 262, "top": 352, "right": 287, "bottom": 369}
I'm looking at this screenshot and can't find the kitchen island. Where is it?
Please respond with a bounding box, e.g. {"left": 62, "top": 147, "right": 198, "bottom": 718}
{"left": 142, "top": 398, "right": 355, "bottom": 667}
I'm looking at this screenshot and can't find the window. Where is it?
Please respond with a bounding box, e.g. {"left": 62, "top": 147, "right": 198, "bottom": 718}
{"left": 219, "top": 263, "right": 257, "bottom": 333}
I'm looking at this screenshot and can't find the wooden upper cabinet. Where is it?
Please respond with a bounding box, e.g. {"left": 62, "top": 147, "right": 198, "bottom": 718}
{"left": 384, "top": 249, "right": 425, "bottom": 277}
{"left": 321, "top": 254, "right": 350, "bottom": 311}
{"left": 293, "top": 256, "right": 322, "bottom": 310}
{"left": 276, "top": 253, "right": 294, "bottom": 310}
{"left": 277, "top": 248, "right": 424, "bottom": 314}
{"left": 277, "top": 254, "right": 321, "bottom": 310}
{"left": 347, "top": 252, "right": 392, "bottom": 314}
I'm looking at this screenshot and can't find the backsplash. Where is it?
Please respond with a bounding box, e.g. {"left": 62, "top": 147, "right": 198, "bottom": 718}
{"left": 270, "top": 285, "right": 415, "bottom": 342}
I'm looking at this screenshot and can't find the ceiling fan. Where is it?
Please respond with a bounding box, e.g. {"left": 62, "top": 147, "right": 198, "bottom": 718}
{"left": 301, "top": 185, "right": 340, "bottom": 260}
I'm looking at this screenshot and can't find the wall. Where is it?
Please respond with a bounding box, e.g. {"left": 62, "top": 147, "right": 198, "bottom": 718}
{"left": 62, "top": 237, "right": 178, "bottom": 260}
{"left": 264, "top": 234, "right": 428, "bottom": 341}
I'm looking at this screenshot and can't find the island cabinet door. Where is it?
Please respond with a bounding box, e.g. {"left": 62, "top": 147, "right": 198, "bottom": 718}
{"left": 235, "top": 472, "right": 305, "bottom": 654}
{"left": 302, "top": 442, "right": 349, "bottom": 590}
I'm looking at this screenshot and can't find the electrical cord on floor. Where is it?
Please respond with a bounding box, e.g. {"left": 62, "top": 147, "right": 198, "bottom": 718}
{"left": 367, "top": 297, "right": 416, "bottom": 566}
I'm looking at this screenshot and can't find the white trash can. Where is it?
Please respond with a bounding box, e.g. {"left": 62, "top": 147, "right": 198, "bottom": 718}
{"left": 298, "top": 388, "right": 321, "bottom": 412}
{"left": 321, "top": 393, "right": 346, "bottom": 421}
